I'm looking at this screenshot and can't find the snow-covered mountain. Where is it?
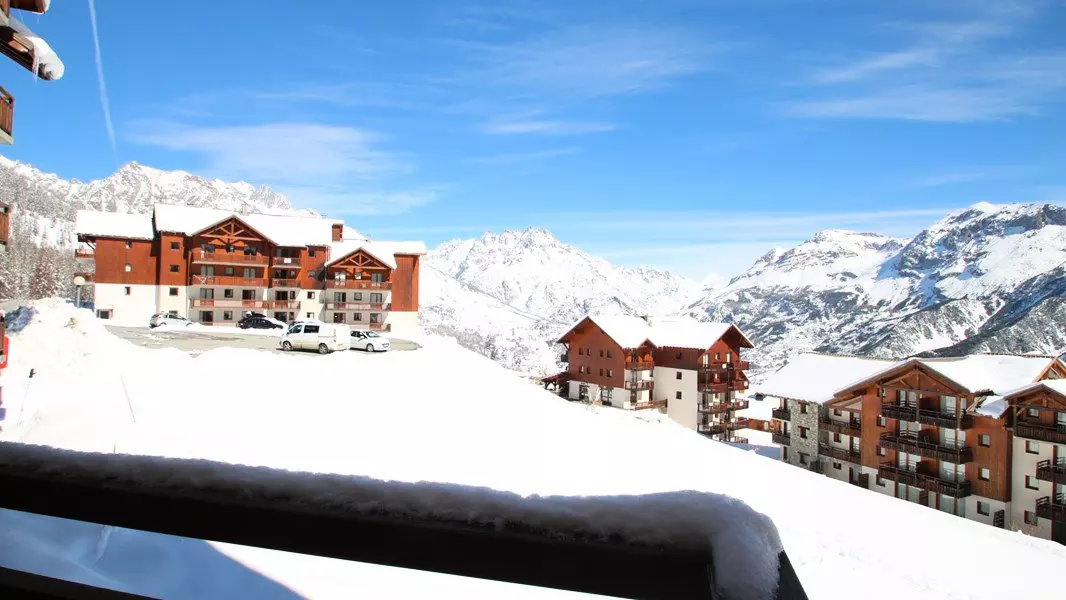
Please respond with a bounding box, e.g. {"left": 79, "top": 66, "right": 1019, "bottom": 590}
{"left": 421, "top": 228, "right": 700, "bottom": 374}
{"left": 685, "top": 202, "right": 1066, "bottom": 376}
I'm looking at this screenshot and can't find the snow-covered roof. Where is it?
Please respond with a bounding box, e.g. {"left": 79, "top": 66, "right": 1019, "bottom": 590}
{"left": 326, "top": 240, "right": 428, "bottom": 270}
{"left": 585, "top": 315, "right": 656, "bottom": 349}
{"left": 10, "top": 17, "right": 64, "bottom": 80}
{"left": 996, "top": 379, "right": 1066, "bottom": 402}
{"left": 838, "top": 354, "right": 1058, "bottom": 398}
{"left": 74, "top": 210, "right": 154, "bottom": 241}
{"left": 153, "top": 204, "right": 347, "bottom": 248}
{"left": 560, "top": 315, "right": 749, "bottom": 351}
{"left": 755, "top": 353, "right": 899, "bottom": 404}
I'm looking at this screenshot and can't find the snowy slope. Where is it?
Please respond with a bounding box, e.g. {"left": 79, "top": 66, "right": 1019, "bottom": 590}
{"left": 2, "top": 300, "right": 1065, "bottom": 600}
{"left": 686, "top": 203, "right": 1066, "bottom": 377}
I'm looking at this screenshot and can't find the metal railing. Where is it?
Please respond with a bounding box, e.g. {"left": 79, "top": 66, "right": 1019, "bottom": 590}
{"left": 817, "top": 443, "right": 860, "bottom": 463}
{"left": 698, "top": 400, "right": 749, "bottom": 414}
{"left": 1035, "top": 494, "right": 1066, "bottom": 522}
{"left": 1015, "top": 423, "right": 1066, "bottom": 445}
{"left": 818, "top": 416, "right": 861, "bottom": 436}
{"left": 1035, "top": 458, "right": 1066, "bottom": 483}
{"left": 266, "top": 300, "right": 300, "bottom": 309}
{"left": 878, "top": 433, "right": 973, "bottom": 464}
{"left": 876, "top": 463, "right": 972, "bottom": 498}
{"left": 880, "top": 403, "right": 973, "bottom": 429}
{"left": 772, "top": 433, "right": 791, "bottom": 445}
{"left": 624, "top": 380, "right": 652, "bottom": 391}
{"left": 772, "top": 408, "right": 791, "bottom": 421}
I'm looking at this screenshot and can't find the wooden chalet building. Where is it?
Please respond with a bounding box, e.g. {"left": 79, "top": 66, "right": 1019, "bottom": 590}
{"left": 1002, "top": 380, "right": 1066, "bottom": 543}
{"left": 761, "top": 352, "right": 1066, "bottom": 535}
{"left": 0, "top": 0, "right": 64, "bottom": 144}
{"left": 555, "top": 315, "right": 753, "bottom": 441}
{"left": 73, "top": 204, "right": 425, "bottom": 333}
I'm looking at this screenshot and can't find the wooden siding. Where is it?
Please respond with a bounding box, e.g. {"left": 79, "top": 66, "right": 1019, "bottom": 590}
{"left": 859, "top": 387, "right": 888, "bottom": 469}
{"left": 653, "top": 348, "right": 703, "bottom": 370}
{"left": 1009, "top": 389, "right": 1066, "bottom": 429}
{"left": 92, "top": 238, "right": 158, "bottom": 285}
{"left": 970, "top": 415, "right": 1011, "bottom": 502}
{"left": 566, "top": 324, "right": 626, "bottom": 390}
{"left": 391, "top": 254, "right": 420, "bottom": 312}
{"left": 158, "top": 233, "right": 187, "bottom": 287}
{"left": 301, "top": 246, "right": 329, "bottom": 289}
{"left": 0, "top": 202, "right": 9, "bottom": 246}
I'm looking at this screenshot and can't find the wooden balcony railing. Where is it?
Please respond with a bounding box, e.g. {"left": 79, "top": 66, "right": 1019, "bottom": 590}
{"left": 877, "top": 463, "right": 972, "bottom": 498}
{"left": 625, "top": 361, "right": 654, "bottom": 371}
{"left": 697, "top": 381, "right": 728, "bottom": 394}
{"left": 189, "top": 299, "right": 266, "bottom": 308}
{"left": 624, "top": 380, "right": 652, "bottom": 391}
{"left": 772, "top": 433, "right": 791, "bottom": 445}
{"left": 271, "top": 279, "right": 300, "bottom": 288}
{"left": 878, "top": 433, "right": 973, "bottom": 464}
{"left": 727, "top": 418, "right": 749, "bottom": 431}
{"left": 771, "top": 408, "right": 791, "bottom": 421}
{"left": 325, "top": 302, "right": 390, "bottom": 311}
{"left": 192, "top": 251, "right": 269, "bottom": 266}
{"left": 1015, "top": 423, "right": 1066, "bottom": 445}
{"left": 851, "top": 473, "right": 870, "bottom": 489}
{"left": 698, "top": 400, "right": 749, "bottom": 414}
{"left": 628, "top": 399, "right": 662, "bottom": 411}
{"left": 271, "top": 257, "right": 301, "bottom": 268}
{"left": 697, "top": 360, "right": 750, "bottom": 373}
{"left": 817, "top": 443, "right": 861, "bottom": 463}
{"left": 327, "top": 280, "right": 393, "bottom": 290}
{"left": 698, "top": 423, "right": 726, "bottom": 436}
{"left": 74, "top": 248, "right": 95, "bottom": 259}
{"left": 1036, "top": 458, "right": 1066, "bottom": 484}
{"left": 192, "top": 275, "right": 268, "bottom": 287}
{"left": 0, "top": 86, "right": 12, "bottom": 143}
{"left": 267, "top": 300, "right": 300, "bottom": 310}
{"left": 819, "top": 416, "right": 861, "bottom": 436}
{"left": 1036, "top": 494, "right": 1066, "bottom": 522}
{"left": 880, "top": 403, "right": 973, "bottom": 430}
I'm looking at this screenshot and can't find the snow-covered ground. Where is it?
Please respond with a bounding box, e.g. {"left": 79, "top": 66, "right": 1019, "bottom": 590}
{"left": 2, "top": 300, "right": 1066, "bottom": 600}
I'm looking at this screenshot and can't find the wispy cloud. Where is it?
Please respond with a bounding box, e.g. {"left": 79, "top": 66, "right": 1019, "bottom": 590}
{"left": 468, "top": 146, "right": 581, "bottom": 165}
{"left": 87, "top": 0, "right": 116, "bottom": 153}
{"left": 907, "top": 165, "right": 1028, "bottom": 188}
{"left": 480, "top": 116, "right": 615, "bottom": 135}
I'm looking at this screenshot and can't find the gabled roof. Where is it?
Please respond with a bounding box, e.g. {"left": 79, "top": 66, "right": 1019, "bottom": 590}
{"left": 74, "top": 210, "right": 154, "bottom": 241}
{"left": 555, "top": 315, "right": 751, "bottom": 352}
{"left": 835, "top": 355, "right": 1060, "bottom": 398}
{"left": 997, "top": 379, "right": 1066, "bottom": 402}
{"left": 153, "top": 204, "right": 347, "bottom": 248}
{"left": 755, "top": 353, "right": 898, "bottom": 405}
{"left": 326, "top": 240, "right": 428, "bottom": 270}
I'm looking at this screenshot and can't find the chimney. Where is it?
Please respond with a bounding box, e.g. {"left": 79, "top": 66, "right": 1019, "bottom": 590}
{"left": 331, "top": 223, "right": 343, "bottom": 242}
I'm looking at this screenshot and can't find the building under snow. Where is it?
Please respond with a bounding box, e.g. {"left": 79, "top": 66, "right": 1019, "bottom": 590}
{"left": 0, "top": 1, "right": 64, "bottom": 145}
{"left": 553, "top": 315, "right": 753, "bottom": 441}
{"left": 73, "top": 204, "right": 426, "bottom": 333}
{"left": 758, "top": 351, "right": 1066, "bottom": 542}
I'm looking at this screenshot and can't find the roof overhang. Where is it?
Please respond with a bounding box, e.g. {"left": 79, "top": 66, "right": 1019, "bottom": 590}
{"left": 325, "top": 246, "right": 395, "bottom": 269}
{"left": 832, "top": 358, "right": 972, "bottom": 400}
{"left": 189, "top": 214, "right": 276, "bottom": 246}
{"left": 1, "top": 18, "right": 63, "bottom": 80}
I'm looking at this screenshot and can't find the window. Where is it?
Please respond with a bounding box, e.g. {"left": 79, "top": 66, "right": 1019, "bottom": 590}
{"left": 304, "top": 325, "right": 320, "bottom": 334}
{"left": 168, "top": 310, "right": 178, "bottom": 316}
{"left": 333, "top": 313, "right": 346, "bottom": 323}
{"left": 124, "top": 263, "right": 132, "bottom": 272}
{"left": 370, "top": 292, "right": 383, "bottom": 303}
{"left": 833, "top": 409, "right": 842, "bottom": 416}
{"left": 877, "top": 447, "right": 886, "bottom": 457}
{"left": 799, "top": 427, "right": 809, "bottom": 439}
{"left": 1025, "top": 475, "right": 1040, "bottom": 490}
{"left": 979, "top": 468, "right": 990, "bottom": 481}
{"left": 200, "top": 288, "right": 214, "bottom": 299}
{"left": 1025, "top": 511, "right": 1038, "bottom": 526}
{"left": 224, "top": 289, "right": 234, "bottom": 299}
{"left": 606, "top": 350, "right": 612, "bottom": 358}
{"left": 243, "top": 268, "right": 255, "bottom": 279}
{"left": 977, "top": 502, "right": 989, "bottom": 516}
{"left": 124, "top": 286, "right": 131, "bottom": 295}
{"left": 355, "top": 292, "right": 363, "bottom": 301}
{"left": 833, "top": 433, "right": 842, "bottom": 443}
{"left": 1026, "top": 440, "right": 1040, "bottom": 454}
{"left": 244, "top": 247, "right": 257, "bottom": 256}
{"left": 800, "top": 404, "right": 808, "bottom": 414}
{"left": 307, "top": 291, "right": 315, "bottom": 299}
{"left": 168, "top": 287, "right": 178, "bottom": 296}
{"left": 598, "top": 368, "right": 604, "bottom": 377}
{"left": 354, "top": 313, "right": 362, "bottom": 321}
{"left": 715, "top": 353, "right": 720, "bottom": 360}
{"left": 308, "top": 249, "right": 316, "bottom": 257}
{"left": 223, "top": 311, "right": 233, "bottom": 321}
{"left": 242, "top": 290, "right": 255, "bottom": 300}
{"left": 170, "top": 241, "right": 180, "bottom": 250}
{"left": 125, "top": 241, "right": 132, "bottom": 249}
{"left": 833, "top": 462, "right": 841, "bottom": 470}
{"left": 782, "top": 447, "right": 789, "bottom": 461}
{"left": 599, "top": 349, "right": 604, "bottom": 357}
{"left": 799, "top": 453, "right": 808, "bottom": 465}
{"left": 876, "top": 477, "right": 886, "bottom": 487}
{"left": 308, "top": 271, "right": 316, "bottom": 278}
{"left": 334, "top": 292, "right": 346, "bottom": 302}
{"left": 371, "top": 272, "right": 384, "bottom": 283}
{"left": 973, "top": 434, "right": 990, "bottom": 447}
{"left": 96, "top": 309, "right": 112, "bottom": 320}
{"left": 306, "top": 312, "right": 314, "bottom": 319}
{"left": 877, "top": 416, "right": 886, "bottom": 427}
{"left": 370, "top": 313, "right": 380, "bottom": 323}
{"left": 675, "top": 391, "right": 682, "bottom": 400}
{"left": 676, "top": 352, "right": 682, "bottom": 359}
{"left": 1028, "top": 408, "right": 1039, "bottom": 418}
{"left": 200, "top": 311, "right": 213, "bottom": 323}
{"left": 607, "top": 369, "right": 613, "bottom": 377}
{"left": 676, "top": 372, "right": 682, "bottom": 380}
{"left": 169, "top": 264, "right": 179, "bottom": 273}
{"left": 225, "top": 267, "right": 234, "bottom": 276}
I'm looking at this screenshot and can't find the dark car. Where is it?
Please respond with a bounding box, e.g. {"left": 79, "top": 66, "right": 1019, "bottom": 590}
{"left": 237, "top": 314, "right": 284, "bottom": 330}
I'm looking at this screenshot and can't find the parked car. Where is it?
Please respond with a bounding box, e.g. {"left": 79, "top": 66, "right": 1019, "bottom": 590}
{"left": 150, "top": 313, "right": 191, "bottom": 328}
{"left": 351, "top": 329, "right": 391, "bottom": 352}
{"left": 238, "top": 314, "right": 284, "bottom": 330}
{"left": 279, "top": 322, "right": 351, "bottom": 354}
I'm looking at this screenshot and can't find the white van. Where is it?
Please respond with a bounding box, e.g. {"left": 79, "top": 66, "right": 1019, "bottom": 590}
{"left": 279, "top": 321, "right": 351, "bottom": 354}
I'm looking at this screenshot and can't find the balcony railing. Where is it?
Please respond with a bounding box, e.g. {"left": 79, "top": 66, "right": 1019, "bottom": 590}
{"left": 325, "top": 302, "right": 390, "bottom": 311}
{"left": 0, "top": 86, "right": 11, "bottom": 144}
{"left": 878, "top": 433, "right": 974, "bottom": 464}
{"left": 697, "top": 360, "right": 750, "bottom": 372}
{"left": 367, "top": 322, "right": 391, "bottom": 332}
{"left": 819, "top": 416, "right": 861, "bottom": 437}
{"left": 880, "top": 403, "right": 973, "bottom": 430}
{"left": 271, "top": 256, "right": 301, "bottom": 268}
{"left": 877, "top": 463, "right": 972, "bottom": 498}
{"left": 627, "top": 399, "right": 662, "bottom": 411}
{"left": 698, "top": 423, "right": 726, "bottom": 436}
{"left": 191, "top": 275, "right": 268, "bottom": 287}
{"left": 1036, "top": 458, "right": 1066, "bottom": 484}
{"left": 624, "top": 380, "right": 652, "bottom": 391}
{"left": 267, "top": 300, "right": 300, "bottom": 310}
{"left": 772, "top": 408, "right": 791, "bottom": 421}
{"left": 697, "top": 381, "right": 729, "bottom": 394}
{"left": 1015, "top": 422, "right": 1066, "bottom": 445}
{"left": 74, "top": 248, "right": 95, "bottom": 259}
{"left": 189, "top": 299, "right": 266, "bottom": 308}
{"left": 817, "top": 443, "right": 861, "bottom": 464}
{"left": 271, "top": 278, "right": 300, "bottom": 288}
{"left": 772, "top": 433, "right": 791, "bottom": 445}
{"left": 1035, "top": 494, "right": 1066, "bottom": 522}
{"left": 192, "top": 251, "right": 269, "bottom": 266}
{"left": 851, "top": 473, "right": 870, "bottom": 489}
{"left": 698, "top": 400, "right": 749, "bottom": 414}
{"left": 625, "top": 361, "right": 654, "bottom": 371}
{"left": 327, "top": 279, "right": 393, "bottom": 290}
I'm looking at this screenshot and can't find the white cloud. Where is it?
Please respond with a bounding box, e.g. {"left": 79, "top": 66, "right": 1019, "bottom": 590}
{"left": 907, "top": 165, "right": 1028, "bottom": 188}
{"left": 480, "top": 118, "right": 615, "bottom": 135}
{"left": 468, "top": 147, "right": 581, "bottom": 165}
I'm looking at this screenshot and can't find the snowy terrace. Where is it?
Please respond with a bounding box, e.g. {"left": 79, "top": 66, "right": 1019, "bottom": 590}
{"left": 1, "top": 301, "right": 1066, "bottom": 599}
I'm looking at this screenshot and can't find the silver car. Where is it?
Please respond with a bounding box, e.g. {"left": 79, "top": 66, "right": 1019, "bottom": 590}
{"left": 350, "top": 329, "right": 391, "bottom": 352}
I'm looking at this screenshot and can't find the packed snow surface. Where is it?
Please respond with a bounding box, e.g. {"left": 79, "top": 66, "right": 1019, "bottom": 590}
{"left": 2, "top": 300, "right": 1066, "bottom": 600}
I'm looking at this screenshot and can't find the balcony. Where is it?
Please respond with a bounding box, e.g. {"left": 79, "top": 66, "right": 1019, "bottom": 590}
{"left": 772, "top": 433, "right": 791, "bottom": 445}
{"left": 367, "top": 322, "right": 391, "bottom": 332}
{"left": 192, "top": 275, "right": 268, "bottom": 287}
{"left": 1015, "top": 422, "right": 1066, "bottom": 445}
{"left": 878, "top": 433, "right": 973, "bottom": 464}
{"left": 327, "top": 279, "right": 392, "bottom": 290}
{"left": 851, "top": 473, "right": 870, "bottom": 489}
{"left": 189, "top": 299, "right": 266, "bottom": 309}
{"left": 697, "top": 381, "right": 728, "bottom": 394}
{"left": 1035, "top": 495, "right": 1066, "bottom": 522}
{"left": 267, "top": 300, "right": 300, "bottom": 310}
{"left": 817, "top": 443, "right": 861, "bottom": 464}
{"left": 697, "top": 360, "right": 750, "bottom": 372}
{"left": 819, "top": 416, "right": 861, "bottom": 437}
{"left": 271, "top": 279, "right": 300, "bottom": 288}
{"left": 880, "top": 403, "right": 973, "bottom": 430}
{"left": 772, "top": 408, "right": 791, "bottom": 421}
{"left": 625, "top": 360, "right": 654, "bottom": 371}
{"left": 271, "top": 256, "right": 301, "bottom": 268}
{"left": 698, "top": 422, "right": 726, "bottom": 436}
{"left": 628, "top": 398, "right": 662, "bottom": 411}
{"left": 876, "top": 463, "right": 972, "bottom": 498}
{"left": 0, "top": 86, "right": 11, "bottom": 145}
{"left": 698, "top": 399, "right": 749, "bottom": 414}
{"left": 1036, "top": 459, "right": 1066, "bottom": 484}
{"left": 192, "top": 251, "right": 269, "bottom": 266}
{"left": 624, "top": 380, "right": 652, "bottom": 391}
{"left": 325, "top": 302, "right": 390, "bottom": 311}
{"left": 74, "top": 248, "right": 95, "bottom": 259}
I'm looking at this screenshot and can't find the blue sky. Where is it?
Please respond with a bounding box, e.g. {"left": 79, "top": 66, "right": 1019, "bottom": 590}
{"left": 2, "top": 0, "right": 1065, "bottom": 279}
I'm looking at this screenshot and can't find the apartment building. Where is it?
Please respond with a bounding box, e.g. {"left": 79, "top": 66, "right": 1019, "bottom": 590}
{"left": 73, "top": 204, "right": 425, "bottom": 334}
{"left": 0, "top": 0, "right": 64, "bottom": 145}
{"left": 761, "top": 352, "right": 1066, "bottom": 534}
{"left": 556, "top": 315, "right": 753, "bottom": 441}
{"left": 1002, "top": 381, "right": 1066, "bottom": 543}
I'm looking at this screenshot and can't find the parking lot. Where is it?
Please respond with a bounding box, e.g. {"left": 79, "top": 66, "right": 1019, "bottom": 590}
{"left": 107, "top": 326, "right": 421, "bottom": 355}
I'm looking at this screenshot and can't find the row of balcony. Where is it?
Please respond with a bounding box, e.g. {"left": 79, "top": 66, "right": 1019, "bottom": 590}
{"left": 697, "top": 418, "right": 749, "bottom": 436}
{"left": 324, "top": 302, "right": 390, "bottom": 311}
{"left": 623, "top": 380, "right": 652, "bottom": 391}
{"left": 819, "top": 416, "right": 862, "bottom": 437}
{"left": 878, "top": 433, "right": 974, "bottom": 464}
{"left": 817, "top": 443, "right": 860, "bottom": 463}
{"left": 876, "top": 463, "right": 972, "bottom": 498}
{"left": 772, "top": 432, "right": 791, "bottom": 445}
{"left": 625, "top": 360, "right": 654, "bottom": 371}
{"left": 189, "top": 299, "right": 303, "bottom": 310}
{"left": 771, "top": 407, "right": 790, "bottom": 421}
{"left": 1035, "top": 494, "right": 1066, "bottom": 522}
{"left": 880, "top": 403, "right": 973, "bottom": 430}
{"left": 696, "top": 360, "right": 750, "bottom": 372}
{"left": 697, "top": 399, "right": 749, "bottom": 414}
{"left": 1036, "top": 459, "right": 1066, "bottom": 484}
{"left": 1015, "top": 423, "right": 1066, "bottom": 445}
